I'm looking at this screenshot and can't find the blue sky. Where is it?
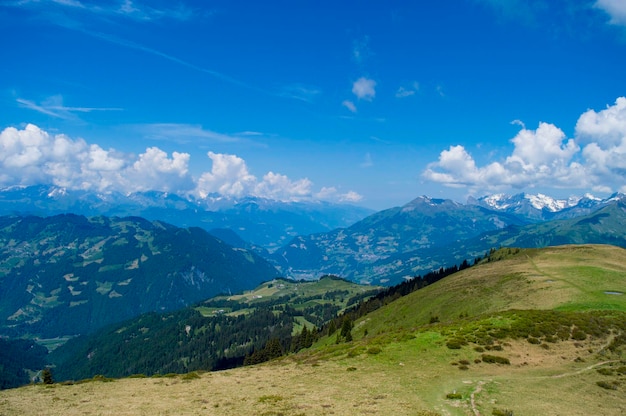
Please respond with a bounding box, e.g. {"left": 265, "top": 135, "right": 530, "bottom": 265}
{"left": 1, "top": 0, "right": 626, "bottom": 210}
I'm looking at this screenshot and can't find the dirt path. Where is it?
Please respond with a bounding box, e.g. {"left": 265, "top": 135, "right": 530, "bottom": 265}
{"left": 549, "top": 360, "right": 620, "bottom": 379}
{"left": 470, "top": 380, "right": 486, "bottom": 416}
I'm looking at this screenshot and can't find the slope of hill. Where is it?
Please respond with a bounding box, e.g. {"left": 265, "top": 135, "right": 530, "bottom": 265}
{"left": 0, "top": 214, "right": 279, "bottom": 340}
{"left": 1, "top": 245, "right": 624, "bottom": 415}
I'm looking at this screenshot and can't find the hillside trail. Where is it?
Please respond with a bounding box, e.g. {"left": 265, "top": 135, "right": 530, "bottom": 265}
{"left": 469, "top": 380, "right": 486, "bottom": 416}
{"left": 548, "top": 359, "right": 620, "bottom": 379}
{"left": 525, "top": 254, "right": 590, "bottom": 294}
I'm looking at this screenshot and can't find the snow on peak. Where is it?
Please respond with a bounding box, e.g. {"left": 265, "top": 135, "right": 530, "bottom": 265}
{"left": 527, "top": 193, "right": 566, "bottom": 212}
{"left": 47, "top": 186, "right": 68, "bottom": 198}
{"left": 475, "top": 192, "right": 602, "bottom": 213}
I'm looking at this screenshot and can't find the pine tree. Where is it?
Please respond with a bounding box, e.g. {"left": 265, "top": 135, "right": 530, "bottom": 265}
{"left": 41, "top": 368, "right": 53, "bottom": 385}
{"left": 340, "top": 318, "right": 353, "bottom": 342}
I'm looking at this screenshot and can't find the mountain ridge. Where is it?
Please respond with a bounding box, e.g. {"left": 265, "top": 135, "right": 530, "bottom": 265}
{"left": 0, "top": 214, "right": 280, "bottom": 340}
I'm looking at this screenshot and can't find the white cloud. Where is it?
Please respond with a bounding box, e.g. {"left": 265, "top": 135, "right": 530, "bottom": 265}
{"left": 196, "top": 154, "right": 315, "bottom": 201}
{"left": 195, "top": 152, "right": 256, "bottom": 198}
{"left": 279, "top": 84, "right": 322, "bottom": 102}
{"left": 0, "top": 124, "right": 194, "bottom": 193}
{"left": 315, "top": 187, "right": 363, "bottom": 203}
{"left": 352, "top": 77, "right": 376, "bottom": 101}
{"left": 395, "top": 82, "right": 419, "bottom": 98}
{"left": 594, "top": 0, "right": 626, "bottom": 26}
{"left": 339, "top": 190, "right": 363, "bottom": 203}
{"left": 575, "top": 96, "right": 626, "bottom": 147}
{"left": 255, "top": 172, "right": 312, "bottom": 200}
{"left": 342, "top": 100, "right": 357, "bottom": 113}
{"left": 0, "top": 124, "right": 362, "bottom": 204}
{"left": 15, "top": 0, "right": 194, "bottom": 22}
{"left": 576, "top": 97, "right": 626, "bottom": 186}
{"left": 423, "top": 97, "right": 626, "bottom": 195}
{"left": 17, "top": 96, "right": 122, "bottom": 120}
{"left": 136, "top": 123, "right": 241, "bottom": 144}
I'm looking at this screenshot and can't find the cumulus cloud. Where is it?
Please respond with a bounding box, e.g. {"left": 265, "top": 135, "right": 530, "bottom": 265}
{"left": 352, "top": 77, "right": 376, "bottom": 101}
{"left": 576, "top": 97, "right": 626, "bottom": 187}
{"left": 195, "top": 152, "right": 256, "bottom": 198}
{"left": 0, "top": 124, "right": 361, "bottom": 203}
{"left": 423, "top": 97, "right": 626, "bottom": 194}
{"left": 594, "top": 0, "right": 626, "bottom": 26}
{"left": 0, "top": 124, "right": 193, "bottom": 193}
{"left": 255, "top": 172, "right": 312, "bottom": 200}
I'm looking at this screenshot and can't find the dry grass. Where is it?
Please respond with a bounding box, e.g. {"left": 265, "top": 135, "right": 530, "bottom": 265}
{"left": 2, "top": 333, "right": 624, "bottom": 416}
{"left": 0, "top": 359, "right": 439, "bottom": 416}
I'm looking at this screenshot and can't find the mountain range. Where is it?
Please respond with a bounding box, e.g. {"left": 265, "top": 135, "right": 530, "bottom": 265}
{"left": 0, "top": 185, "right": 373, "bottom": 251}
{"left": 272, "top": 193, "right": 626, "bottom": 284}
{"left": 468, "top": 192, "right": 624, "bottom": 220}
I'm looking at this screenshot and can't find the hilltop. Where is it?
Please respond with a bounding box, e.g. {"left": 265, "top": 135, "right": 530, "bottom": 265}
{"left": 1, "top": 244, "right": 624, "bottom": 415}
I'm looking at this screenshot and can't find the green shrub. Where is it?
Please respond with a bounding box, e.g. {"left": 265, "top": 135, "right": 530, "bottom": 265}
{"left": 616, "top": 366, "right": 626, "bottom": 375}
{"left": 474, "top": 346, "right": 485, "bottom": 352}
{"left": 596, "top": 381, "right": 617, "bottom": 390}
{"left": 492, "top": 408, "right": 514, "bottom": 416}
{"left": 596, "top": 368, "right": 614, "bottom": 376}
{"left": 458, "top": 365, "right": 469, "bottom": 371}
{"left": 181, "top": 372, "right": 201, "bottom": 381}
{"left": 346, "top": 367, "right": 357, "bottom": 372}
{"left": 41, "top": 368, "right": 54, "bottom": 385}
{"left": 91, "top": 375, "right": 114, "bottom": 382}
{"left": 571, "top": 329, "right": 587, "bottom": 341}
{"left": 446, "top": 338, "right": 466, "bottom": 349}
{"left": 527, "top": 337, "right": 541, "bottom": 345}
{"left": 481, "top": 354, "right": 510, "bottom": 365}
{"left": 446, "top": 393, "right": 462, "bottom": 400}
{"left": 258, "top": 394, "right": 283, "bottom": 403}
{"left": 544, "top": 335, "right": 557, "bottom": 343}
{"left": 367, "top": 346, "right": 382, "bottom": 355}
{"left": 459, "top": 359, "right": 470, "bottom": 365}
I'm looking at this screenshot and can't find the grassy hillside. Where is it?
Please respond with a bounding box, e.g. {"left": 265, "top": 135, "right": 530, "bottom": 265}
{"left": 2, "top": 245, "right": 625, "bottom": 415}
{"left": 356, "top": 244, "right": 626, "bottom": 337}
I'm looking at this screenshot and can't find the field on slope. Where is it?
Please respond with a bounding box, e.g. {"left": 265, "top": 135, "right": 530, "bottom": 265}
{"left": 357, "top": 244, "right": 626, "bottom": 335}
{"left": 1, "top": 245, "right": 625, "bottom": 415}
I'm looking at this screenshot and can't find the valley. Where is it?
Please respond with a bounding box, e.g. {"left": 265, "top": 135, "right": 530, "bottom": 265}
{"left": 1, "top": 245, "right": 624, "bottom": 415}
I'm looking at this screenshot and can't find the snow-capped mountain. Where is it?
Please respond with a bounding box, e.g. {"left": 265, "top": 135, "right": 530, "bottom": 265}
{"left": 468, "top": 192, "right": 623, "bottom": 221}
